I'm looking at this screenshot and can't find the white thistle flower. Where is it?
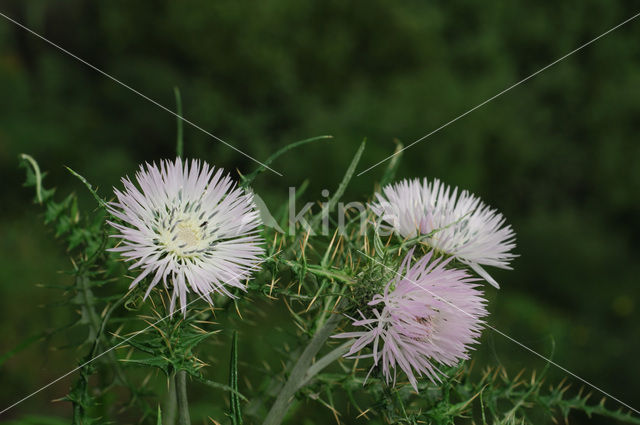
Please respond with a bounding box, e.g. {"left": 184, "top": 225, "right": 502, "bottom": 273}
{"left": 371, "top": 178, "right": 515, "bottom": 287}
{"left": 107, "top": 158, "right": 264, "bottom": 314}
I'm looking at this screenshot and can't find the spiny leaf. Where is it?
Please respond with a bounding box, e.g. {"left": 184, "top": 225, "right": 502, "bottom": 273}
{"left": 177, "top": 329, "right": 219, "bottom": 349}
{"left": 120, "top": 356, "right": 171, "bottom": 375}
{"left": 121, "top": 334, "right": 165, "bottom": 355}
{"left": 44, "top": 194, "right": 73, "bottom": 225}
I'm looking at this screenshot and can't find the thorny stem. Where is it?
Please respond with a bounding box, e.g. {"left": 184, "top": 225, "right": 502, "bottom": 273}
{"left": 79, "top": 275, "right": 102, "bottom": 341}
{"left": 159, "top": 291, "right": 183, "bottom": 425}
{"left": 82, "top": 274, "right": 130, "bottom": 389}
{"left": 262, "top": 310, "right": 345, "bottom": 425}
{"left": 177, "top": 370, "right": 191, "bottom": 425}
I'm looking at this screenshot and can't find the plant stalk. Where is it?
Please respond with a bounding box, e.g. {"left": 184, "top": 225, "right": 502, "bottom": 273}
{"left": 297, "top": 340, "right": 353, "bottom": 390}
{"left": 261, "top": 311, "right": 344, "bottom": 425}
{"left": 176, "top": 370, "right": 191, "bottom": 425}
{"left": 163, "top": 374, "right": 177, "bottom": 425}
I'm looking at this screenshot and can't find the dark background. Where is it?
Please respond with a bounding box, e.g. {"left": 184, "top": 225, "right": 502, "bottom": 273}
{"left": 0, "top": 1, "right": 639, "bottom": 423}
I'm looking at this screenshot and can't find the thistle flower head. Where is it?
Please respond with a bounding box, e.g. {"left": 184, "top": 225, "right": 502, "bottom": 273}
{"left": 107, "top": 158, "right": 264, "bottom": 314}
{"left": 371, "top": 178, "right": 516, "bottom": 287}
{"left": 335, "top": 250, "right": 487, "bottom": 391}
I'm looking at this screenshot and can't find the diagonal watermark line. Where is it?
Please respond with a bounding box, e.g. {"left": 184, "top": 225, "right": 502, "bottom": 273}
{"left": 0, "top": 253, "right": 278, "bottom": 416}
{"left": 357, "top": 11, "right": 640, "bottom": 177}
{"left": 0, "top": 11, "right": 282, "bottom": 177}
{"left": 355, "top": 249, "right": 640, "bottom": 416}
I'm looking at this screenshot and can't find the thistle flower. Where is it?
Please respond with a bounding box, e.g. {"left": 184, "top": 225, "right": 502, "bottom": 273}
{"left": 371, "top": 178, "right": 516, "bottom": 287}
{"left": 334, "top": 250, "right": 487, "bottom": 391}
{"left": 107, "top": 158, "right": 264, "bottom": 314}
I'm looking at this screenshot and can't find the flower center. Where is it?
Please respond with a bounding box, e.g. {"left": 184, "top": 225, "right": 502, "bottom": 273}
{"left": 159, "top": 215, "right": 211, "bottom": 259}
{"left": 412, "top": 310, "right": 445, "bottom": 342}
{"left": 175, "top": 221, "right": 201, "bottom": 248}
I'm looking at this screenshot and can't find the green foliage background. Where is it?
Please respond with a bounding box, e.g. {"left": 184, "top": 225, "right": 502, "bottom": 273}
{"left": 0, "top": 0, "right": 638, "bottom": 423}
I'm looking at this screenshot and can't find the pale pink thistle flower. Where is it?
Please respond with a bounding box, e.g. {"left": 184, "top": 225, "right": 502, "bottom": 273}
{"left": 335, "top": 250, "right": 487, "bottom": 391}
{"left": 107, "top": 158, "right": 264, "bottom": 314}
{"left": 371, "top": 178, "right": 516, "bottom": 287}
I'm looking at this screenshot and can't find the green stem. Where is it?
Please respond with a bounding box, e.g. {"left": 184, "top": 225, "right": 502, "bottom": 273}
{"left": 163, "top": 374, "right": 177, "bottom": 425}
{"left": 79, "top": 275, "right": 101, "bottom": 340}
{"left": 19, "top": 153, "right": 43, "bottom": 203}
{"left": 262, "top": 311, "right": 344, "bottom": 425}
{"left": 176, "top": 370, "right": 191, "bottom": 425}
{"left": 174, "top": 87, "right": 184, "bottom": 158}
{"left": 296, "top": 341, "right": 352, "bottom": 390}
{"left": 82, "top": 277, "right": 130, "bottom": 389}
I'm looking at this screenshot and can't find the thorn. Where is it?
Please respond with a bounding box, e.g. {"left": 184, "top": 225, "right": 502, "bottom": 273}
{"left": 234, "top": 300, "right": 243, "bottom": 319}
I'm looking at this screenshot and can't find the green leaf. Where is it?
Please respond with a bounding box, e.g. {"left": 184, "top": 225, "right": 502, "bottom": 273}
{"left": 178, "top": 329, "right": 219, "bottom": 351}
{"left": 120, "top": 356, "right": 171, "bottom": 375}
{"left": 157, "top": 404, "right": 163, "bottom": 425}
{"left": 328, "top": 138, "right": 366, "bottom": 211}
{"left": 197, "top": 378, "right": 248, "bottom": 402}
{"left": 0, "top": 332, "right": 46, "bottom": 366}
{"left": 228, "top": 331, "right": 243, "bottom": 425}
{"left": 310, "top": 138, "right": 366, "bottom": 229}
{"left": 241, "top": 135, "right": 333, "bottom": 187}
{"left": 374, "top": 231, "right": 386, "bottom": 260}
{"left": 68, "top": 228, "right": 89, "bottom": 251}
{"left": 123, "top": 335, "right": 165, "bottom": 355}
{"left": 4, "top": 415, "right": 69, "bottom": 425}
{"left": 44, "top": 195, "right": 72, "bottom": 225}
{"left": 379, "top": 139, "right": 404, "bottom": 188}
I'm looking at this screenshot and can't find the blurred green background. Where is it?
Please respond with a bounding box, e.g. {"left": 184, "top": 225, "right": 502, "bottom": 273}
{"left": 1, "top": 0, "right": 639, "bottom": 423}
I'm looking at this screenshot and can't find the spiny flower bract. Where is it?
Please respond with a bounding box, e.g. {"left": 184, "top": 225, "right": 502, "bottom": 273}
{"left": 334, "top": 250, "right": 487, "bottom": 391}
{"left": 371, "top": 178, "right": 516, "bottom": 287}
{"left": 107, "top": 158, "right": 264, "bottom": 314}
